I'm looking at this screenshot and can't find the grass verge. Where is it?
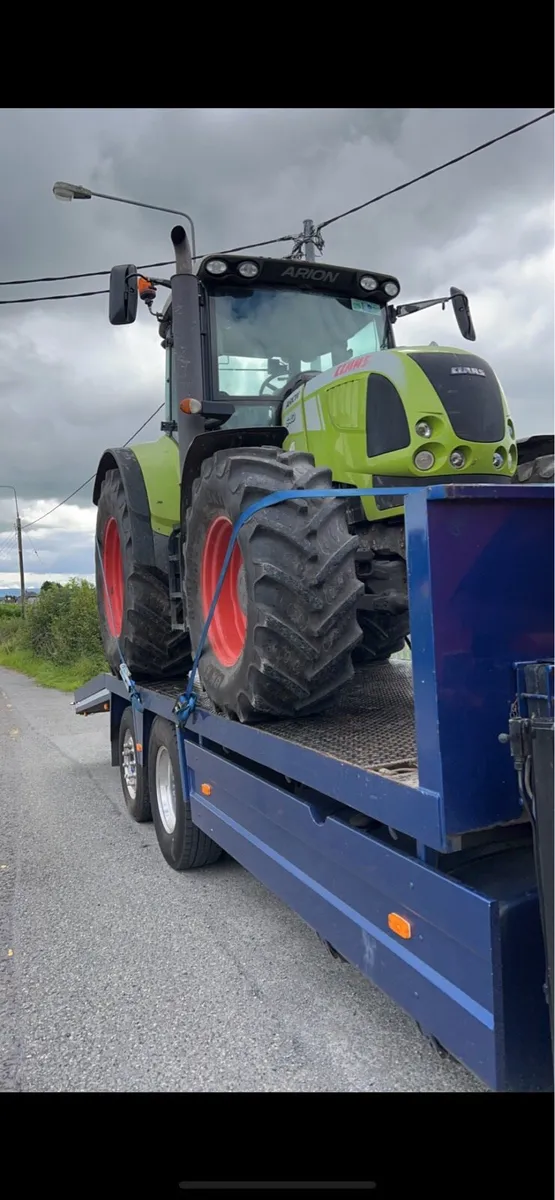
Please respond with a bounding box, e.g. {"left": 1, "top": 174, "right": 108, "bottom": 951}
{"left": 0, "top": 580, "right": 106, "bottom": 691}
{"left": 0, "top": 646, "right": 105, "bottom": 692}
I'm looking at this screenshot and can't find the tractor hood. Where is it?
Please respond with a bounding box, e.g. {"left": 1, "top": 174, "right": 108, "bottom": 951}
{"left": 302, "top": 345, "right": 509, "bottom": 446}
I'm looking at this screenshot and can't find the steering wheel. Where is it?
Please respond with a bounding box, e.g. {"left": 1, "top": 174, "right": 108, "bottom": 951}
{"left": 258, "top": 372, "right": 289, "bottom": 396}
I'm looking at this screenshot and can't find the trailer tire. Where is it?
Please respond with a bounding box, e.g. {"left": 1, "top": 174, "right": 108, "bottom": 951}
{"left": 118, "top": 706, "right": 151, "bottom": 823}
{"left": 95, "top": 468, "right": 191, "bottom": 681}
{"left": 184, "top": 447, "right": 363, "bottom": 722}
{"left": 148, "top": 717, "right": 222, "bottom": 871}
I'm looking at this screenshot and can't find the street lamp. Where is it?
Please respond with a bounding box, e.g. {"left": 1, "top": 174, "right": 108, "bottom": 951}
{"left": 0, "top": 485, "right": 25, "bottom": 615}
{"left": 0, "top": 483, "right": 19, "bottom": 518}
{"left": 53, "top": 180, "right": 197, "bottom": 260}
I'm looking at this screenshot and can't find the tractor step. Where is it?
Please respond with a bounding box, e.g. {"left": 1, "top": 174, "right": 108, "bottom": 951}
{"left": 168, "top": 526, "right": 185, "bottom": 632}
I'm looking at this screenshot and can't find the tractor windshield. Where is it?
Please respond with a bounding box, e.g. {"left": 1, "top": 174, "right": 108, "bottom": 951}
{"left": 211, "top": 286, "right": 390, "bottom": 399}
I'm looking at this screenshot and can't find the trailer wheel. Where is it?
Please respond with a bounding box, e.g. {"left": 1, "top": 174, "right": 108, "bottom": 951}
{"left": 118, "top": 706, "right": 151, "bottom": 823}
{"left": 148, "top": 717, "right": 222, "bottom": 871}
{"left": 184, "top": 448, "right": 363, "bottom": 722}
{"left": 95, "top": 468, "right": 191, "bottom": 680}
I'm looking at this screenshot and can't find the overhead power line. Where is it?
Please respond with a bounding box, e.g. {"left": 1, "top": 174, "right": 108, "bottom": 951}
{"left": 22, "top": 402, "right": 165, "bottom": 530}
{"left": 0, "top": 288, "right": 108, "bottom": 306}
{"left": 0, "top": 532, "right": 18, "bottom": 561}
{"left": 0, "top": 237, "right": 295, "bottom": 291}
{"left": 23, "top": 528, "right": 41, "bottom": 560}
{"left": 7, "top": 108, "right": 554, "bottom": 534}
{"left": 1, "top": 110, "right": 552, "bottom": 305}
{"left": 317, "top": 109, "right": 554, "bottom": 231}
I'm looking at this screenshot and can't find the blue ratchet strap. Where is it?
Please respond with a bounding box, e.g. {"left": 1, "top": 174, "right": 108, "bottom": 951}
{"left": 95, "top": 535, "right": 143, "bottom": 713}
{"left": 173, "top": 484, "right": 423, "bottom": 725}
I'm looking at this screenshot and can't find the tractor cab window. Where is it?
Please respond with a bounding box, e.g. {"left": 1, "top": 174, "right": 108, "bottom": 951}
{"left": 211, "top": 286, "right": 389, "bottom": 398}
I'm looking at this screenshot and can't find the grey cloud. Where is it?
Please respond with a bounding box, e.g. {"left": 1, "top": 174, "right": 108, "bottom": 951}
{"left": 0, "top": 525, "right": 96, "bottom": 581}
{"left": 0, "top": 107, "right": 553, "bottom": 573}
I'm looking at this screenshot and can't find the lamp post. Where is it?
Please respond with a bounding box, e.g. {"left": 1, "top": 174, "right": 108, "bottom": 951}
{"left": 53, "top": 180, "right": 197, "bottom": 260}
{"left": 0, "top": 485, "right": 25, "bottom": 616}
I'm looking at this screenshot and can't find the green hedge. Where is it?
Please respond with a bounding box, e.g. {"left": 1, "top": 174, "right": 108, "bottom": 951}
{"left": 0, "top": 579, "right": 106, "bottom": 690}
{"left": 0, "top": 604, "right": 22, "bottom": 623}
{"left": 24, "top": 579, "right": 104, "bottom": 666}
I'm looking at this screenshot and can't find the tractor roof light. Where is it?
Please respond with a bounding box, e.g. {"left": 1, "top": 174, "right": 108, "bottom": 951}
{"left": 237, "top": 261, "right": 260, "bottom": 279}
{"left": 359, "top": 275, "right": 379, "bottom": 292}
{"left": 383, "top": 280, "right": 400, "bottom": 298}
{"left": 450, "top": 449, "right": 466, "bottom": 469}
{"left": 205, "top": 259, "right": 228, "bottom": 275}
{"left": 493, "top": 450, "right": 504, "bottom": 468}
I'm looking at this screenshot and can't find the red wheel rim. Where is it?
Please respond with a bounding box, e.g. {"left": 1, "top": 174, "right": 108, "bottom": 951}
{"left": 102, "top": 517, "right": 124, "bottom": 637}
{"left": 201, "top": 515, "right": 247, "bottom": 668}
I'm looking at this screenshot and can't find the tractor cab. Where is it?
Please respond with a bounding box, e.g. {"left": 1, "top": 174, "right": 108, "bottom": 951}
{"left": 109, "top": 236, "right": 476, "bottom": 455}
{"left": 195, "top": 253, "right": 397, "bottom": 430}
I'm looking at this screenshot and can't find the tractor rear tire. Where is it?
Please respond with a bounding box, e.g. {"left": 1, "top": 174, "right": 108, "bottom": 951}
{"left": 183, "top": 447, "right": 363, "bottom": 722}
{"left": 95, "top": 468, "right": 192, "bottom": 681}
{"left": 354, "top": 551, "right": 409, "bottom": 664}
{"left": 515, "top": 454, "right": 554, "bottom": 484}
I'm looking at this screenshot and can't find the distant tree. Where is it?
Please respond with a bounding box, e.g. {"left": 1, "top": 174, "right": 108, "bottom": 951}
{"left": 40, "top": 580, "right": 60, "bottom": 593}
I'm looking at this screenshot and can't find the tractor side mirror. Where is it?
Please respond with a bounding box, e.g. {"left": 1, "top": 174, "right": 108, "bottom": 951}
{"left": 450, "top": 287, "right": 476, "bottom": 342}
{"left": 109, "top": 264, "right": 138, "bottom": 326}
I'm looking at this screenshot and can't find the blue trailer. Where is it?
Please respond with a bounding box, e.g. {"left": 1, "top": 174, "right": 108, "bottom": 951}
{"left": 75, "top": 483, "right": 554, "bottom": 1092}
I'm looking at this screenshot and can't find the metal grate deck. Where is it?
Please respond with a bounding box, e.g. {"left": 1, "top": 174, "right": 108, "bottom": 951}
{"left": 150, "top": 660, "right": 418, "bottom": 787}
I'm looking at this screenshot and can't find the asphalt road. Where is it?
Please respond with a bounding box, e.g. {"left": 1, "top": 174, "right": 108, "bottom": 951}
{"left": 0, "top": 666, "right": 485, "bottom": 1093}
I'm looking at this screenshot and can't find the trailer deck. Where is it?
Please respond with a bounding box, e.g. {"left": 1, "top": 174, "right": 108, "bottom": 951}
{"left": 77, "top": 660, "right": 418, "bottom": 785}
{"left": 75, "top": 484, "right": 554, "bottom": 1091}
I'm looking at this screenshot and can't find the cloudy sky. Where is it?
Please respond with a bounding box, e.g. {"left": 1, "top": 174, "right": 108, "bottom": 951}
{"left": 0, "top": 107, "right": 553, "bottom": 590}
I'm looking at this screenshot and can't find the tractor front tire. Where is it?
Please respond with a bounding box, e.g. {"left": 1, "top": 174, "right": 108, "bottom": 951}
{"left": 183, "top": 448, "right": 363, "bottom": 722}
{"left": 96, "top": 468, "right": 191, "bottom": 681}
{"left": 354, "top": 550, "right": 409, "bottom": 664}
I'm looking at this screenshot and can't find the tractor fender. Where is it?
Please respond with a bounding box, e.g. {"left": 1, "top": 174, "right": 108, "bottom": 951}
{"left": 92, "top": 446, "right": 160, "bottom": 572}
{"left": 180, "top": 426, "right": 287, "bottom": 528}
{"left": 517, "top": 434, "right": 554, "bottom": 465}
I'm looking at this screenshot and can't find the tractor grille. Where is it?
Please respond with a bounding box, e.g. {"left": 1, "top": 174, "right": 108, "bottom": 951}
{"left": 406, "top": 351, "right": 506, "bottom": 443}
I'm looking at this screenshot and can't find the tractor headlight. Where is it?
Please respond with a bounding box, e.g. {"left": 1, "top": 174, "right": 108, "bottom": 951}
{"left": 206, "top": 259, "right": 227, "bottom": 275}
{"left": 493, "top": 450, "right": 504, "bottom": 468}
{"left": 414, "top": 449, "right": 435, "bottom": 471}
{"left": 450, "top": 449, "right": 466, "bottom": 469}
{"left": 360, "top": 275, "right": 378, "bottom": 291}
{"left": 415, "top": 420, "right": 432, "bottom": 439}
{"left": 238, "top": 261, "right": 259, "bottom": 278}
{"left": 383, "top": 280, "right": 400, "bottom": 298}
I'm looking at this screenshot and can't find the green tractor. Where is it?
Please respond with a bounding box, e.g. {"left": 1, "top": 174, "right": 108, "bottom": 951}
{"left": 94, "top": 224, "right": 550, "bottom": 722}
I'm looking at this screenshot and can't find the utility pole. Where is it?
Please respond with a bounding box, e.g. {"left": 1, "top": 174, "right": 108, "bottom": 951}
{"left": 290, "top": 217, "right": 323, "bottom": 261}
{"left": 303, "top": 218, "right": 316, "bottom": 262}
{"left": 16, "top": 514, "right": 25, "bottom": 619}
{"left": 0, "top": 485, "right": 25, "bottom": 617}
